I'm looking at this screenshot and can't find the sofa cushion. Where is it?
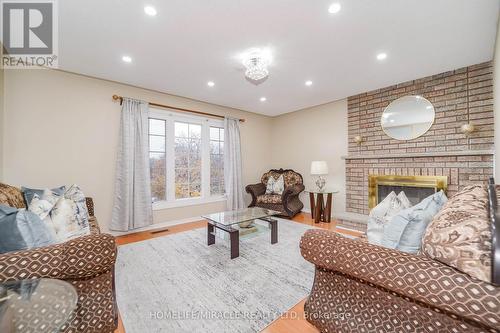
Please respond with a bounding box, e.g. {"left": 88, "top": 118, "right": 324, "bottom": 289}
{"left": 367, "top": 191, "right": 411, "bottom": 246}
{"left": 0, "top": 183, "right": 26, "bottom": 209}
{"left": 382, "top": 190, "right": 447, "bottom": 254}
{"left": 422, "top": 185, "right": 492, "bottom": 283}
{"left": 257, "top": 194, "right": 282, "bottom": 204}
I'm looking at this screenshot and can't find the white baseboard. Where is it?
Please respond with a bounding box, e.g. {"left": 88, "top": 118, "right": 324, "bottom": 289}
{"left": 110, "top": 216, "right": 203, "bottom": 236}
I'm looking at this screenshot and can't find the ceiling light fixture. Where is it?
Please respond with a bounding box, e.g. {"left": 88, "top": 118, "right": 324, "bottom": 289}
{"left": 376, "top": 52, "right": 387, "bottom": 61}
{"left": 144, "top": 6, "right": 157, "bottom": 16}
{"left": 305, "top": 80, "right": 313, "bottom": 86}
{"left": 260, "top": 97, "right": 267, "bottom": 102}
{"left": 242, "top": 48, "right": 272, "bottom": 82}
{"left": 328, "top": 3, "right": 341, "bottom": 14}
{"left": 122, "top": 55, "right": 132, "bottom": 63}
{"left": 207, "top": 81, "right": 215, "bottom": 87}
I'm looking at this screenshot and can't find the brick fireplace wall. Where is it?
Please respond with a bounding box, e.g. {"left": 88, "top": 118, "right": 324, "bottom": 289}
{"left": 345, "top": 61, "right": 494, "bottom": 217}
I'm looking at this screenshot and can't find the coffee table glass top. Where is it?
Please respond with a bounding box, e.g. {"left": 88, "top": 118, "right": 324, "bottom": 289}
{"left": 202, "top": 207, "right": 280, "bottom": 226}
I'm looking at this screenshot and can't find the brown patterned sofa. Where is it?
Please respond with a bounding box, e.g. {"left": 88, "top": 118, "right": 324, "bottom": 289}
{"left": 300, "top": 184, "right": 500, "bottom": 332}
{"left": 246, "top": 168, "right": 305, "bottom": 218}
{"left": 0, "top": 183, "right": 118, "bottom": 333}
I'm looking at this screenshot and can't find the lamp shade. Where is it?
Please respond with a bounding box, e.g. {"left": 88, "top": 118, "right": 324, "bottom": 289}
{"left": 310, "top": 161, "right": 328, "bottom": 175}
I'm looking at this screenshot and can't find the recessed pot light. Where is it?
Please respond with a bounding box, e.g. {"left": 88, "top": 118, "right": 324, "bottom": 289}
{"left": 122, "top": 55, "right": 132, "bottom": 63}
{"left": 144, "top": 6, "right": 157, "bottom": 16}
{"left": 305, "top": 80, "right": 313, "bottom": 86}
{"left": 328, "top": 3, "right": 341, "bottom": 14}
{"left": 207, "top": 81, "right": 215, "bottom": 87}
{"left": 376, "top": 52, "right": 387, "bottom": 61}
{"left": 260, "top": 97, "right": 267, "bottom": 102}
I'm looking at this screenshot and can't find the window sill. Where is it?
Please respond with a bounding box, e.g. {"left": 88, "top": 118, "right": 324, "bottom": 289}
{"left": 153, "top": 196, "right": 226, "bottom": 210}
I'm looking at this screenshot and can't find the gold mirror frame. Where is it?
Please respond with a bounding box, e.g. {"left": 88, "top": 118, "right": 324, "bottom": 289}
{"left": 381, "top": 95, "right": 435, "bottom": 141}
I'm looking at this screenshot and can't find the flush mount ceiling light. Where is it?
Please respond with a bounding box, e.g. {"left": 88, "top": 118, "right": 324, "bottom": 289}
{"left": 328, "top": 3, "right": 341, "bottom": 14}
{"left": 260, "top": 97, "right": 267, "bottom": 102}
{"left": 207, "top": 81, "right": 215, "bottom": 87}
{"left": 305, "top": 80, "right": 313, "bottom": 86}
{"left": 376, "top": 52, "right": 387, "bottom": 61}
{"left": 242, "top": 48, "right": 272, "bottom": 82}
{"left": 144, "top": 6, "right": 157, "bottom": 16}
{"left": 122, "top": 55, "right": 132, "bottom": 63}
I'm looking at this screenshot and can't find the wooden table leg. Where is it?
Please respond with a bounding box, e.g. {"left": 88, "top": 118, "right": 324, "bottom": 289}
{"left": 325, "top": 193, "right": 332, "bottom": 223}
{"left": 207, "top": 223, "right": 215, "bottom": 245}
{"left": 229, "top": 229, "right": 239, "bottom": 259}
{"left": 314, "top": 193, "right": 324, "bottom": 223}
{"left": 309, "top": 193, "right": 316, "bottom": 219}
{"left": 269, "top": 219, "right": 278, "bottom": 244}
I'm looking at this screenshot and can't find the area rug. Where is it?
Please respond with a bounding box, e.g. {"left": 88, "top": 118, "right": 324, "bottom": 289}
{"left": 115, "top": 219, "right": 317, "bottom": 333}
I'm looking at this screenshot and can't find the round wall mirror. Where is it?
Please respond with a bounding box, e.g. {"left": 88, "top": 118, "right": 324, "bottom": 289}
{"left": 381, "top": 95, "right": 435, "bottom": 140}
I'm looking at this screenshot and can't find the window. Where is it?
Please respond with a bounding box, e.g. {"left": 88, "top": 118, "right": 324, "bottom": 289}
{"left": 149, "top": 119, "right": 166, "bottom": 202}
{"left": 174, "top": 122, "right": 201, "bottom": 199}
{"left": 210, "top": 127, "right": 224, "bottom": 195}
{"left": 148, "top": 109, "right": 225, "bottom": 208}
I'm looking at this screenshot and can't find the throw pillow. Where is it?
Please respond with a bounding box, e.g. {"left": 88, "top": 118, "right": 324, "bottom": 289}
{"left": 21, "top": 185, "right": 66, "bottom": 206}
{"left": 0, "top": 205, "right": 55, "bottom": 254}
{"left": 28, "top": 190, "right": 61, "bottom": 220}
{"left": 64, "top": 184, "right": 90, "bottom": 232}
{"left": 0, "top": 183, "right": 26, "bottom": 209}
{"left": 382, "top": 190, "right": 447, "bottom": 254}
{"left": 50, "top": 198, "right": 90, "bottom": 241}
{"left": 367, "top": 191, "right": 411, "bottom": 246}
{"left": 266, "top": 175, "right": 285, "bottom": 195}
{"left": 422, "top": 185, "right": 492, "bottom": 283}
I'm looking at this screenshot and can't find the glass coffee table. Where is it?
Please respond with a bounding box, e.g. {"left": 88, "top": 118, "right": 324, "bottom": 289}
{"left": 202, "top": 207, "right": 281, "bottom": 259}
{"left": 0, "top": 278, "right": 78, "bottom": 333}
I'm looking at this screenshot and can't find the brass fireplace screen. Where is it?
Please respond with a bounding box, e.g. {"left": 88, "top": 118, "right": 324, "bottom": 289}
{"left": 368, "top": 175, "right": 448, "bottom": 209}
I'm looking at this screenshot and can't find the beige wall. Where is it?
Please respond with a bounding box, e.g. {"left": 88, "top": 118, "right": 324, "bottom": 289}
{"left": 270, "top": 100, "right": 348, "bottom": 215}
{"left": 495, "top": 19, "right": 500, "bottom": 179}
{"left": 3, "top": 69, "right": 273, "bottom": 232}
{"left": 0, "top": 66, "right": 4, "bottom": 180}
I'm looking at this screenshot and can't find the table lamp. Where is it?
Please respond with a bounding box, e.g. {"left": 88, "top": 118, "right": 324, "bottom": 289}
{"left": 310, "top": 161, "right": 328, "bottom": 192}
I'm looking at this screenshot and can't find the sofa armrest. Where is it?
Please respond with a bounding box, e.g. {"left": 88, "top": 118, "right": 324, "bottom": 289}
{"left": 245, "top": 183, "right": 266, "bottom": 206}
{"left": 85, "top": 197, "right": 95, "bottom": 217}
{"left": 300, "top": 229, "right": 500, "bottom": 329}
{"left": 0, "top": 233, "right": 117, "bottom": 282}
{"left": 282, "top": 184, "right": 305, "bottom": 202}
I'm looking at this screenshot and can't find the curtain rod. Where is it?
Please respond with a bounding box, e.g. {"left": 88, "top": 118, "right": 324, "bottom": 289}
{"left": 112, "top": 95, "right": 245, "bottom": 122}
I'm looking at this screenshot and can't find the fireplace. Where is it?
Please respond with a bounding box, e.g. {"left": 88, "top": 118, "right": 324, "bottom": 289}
{"left": 368, "top": 175, "right": 448, "bottom": 209}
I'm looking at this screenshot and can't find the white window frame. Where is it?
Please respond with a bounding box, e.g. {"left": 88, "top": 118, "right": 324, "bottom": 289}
{"left": 149, "top": 108, "right": 226, "bottom": 210}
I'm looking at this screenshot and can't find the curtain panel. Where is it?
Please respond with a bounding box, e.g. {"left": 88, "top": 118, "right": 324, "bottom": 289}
{"left": 224, "top": 117, "right": 245, "bottom": 210}
{"left": 111, "top": 98, "right": 153, "bottom": 231}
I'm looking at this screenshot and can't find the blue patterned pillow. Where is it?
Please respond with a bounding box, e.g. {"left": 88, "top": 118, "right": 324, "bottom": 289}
{"left": 382, "top": 191, "right": 447, "bottom": 254}
{"left": 21, "top": 186, "right": 66, "bottom": 206}
{"left": 0, "top": 205, "right": 55, "bottom": 254}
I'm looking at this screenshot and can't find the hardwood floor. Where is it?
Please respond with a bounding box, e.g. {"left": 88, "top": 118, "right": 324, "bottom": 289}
{"left": 114, "top": 212, "right": 362, "bottom": 333}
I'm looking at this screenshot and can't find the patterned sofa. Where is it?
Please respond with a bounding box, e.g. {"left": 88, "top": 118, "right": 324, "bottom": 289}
{"left": 300, "top": 184, "right": 500, "bottom": 333}
{"left": 246, "top": 169, "right": 305, "bottom": 218}
{"left": 0, "top": 183, "right": 118, "bottom": 333}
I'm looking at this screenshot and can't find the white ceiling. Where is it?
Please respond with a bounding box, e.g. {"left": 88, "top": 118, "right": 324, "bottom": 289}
{"left": 59, "top": 0, "right": 500, "bottom": 116}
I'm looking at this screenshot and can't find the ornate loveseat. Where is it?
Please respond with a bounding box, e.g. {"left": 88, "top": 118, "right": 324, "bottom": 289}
{"left": 0, "top": 183, "right": 118, "bottom": 333}
{"left": 299, "top": 182, "right": 500, "bottom": 332}
{"left": 246, "top": 169, "right": 304, "bottom": 218}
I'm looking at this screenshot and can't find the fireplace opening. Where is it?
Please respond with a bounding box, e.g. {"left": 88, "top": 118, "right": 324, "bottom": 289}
{"left": 368, "top": 175, "right": 448, "bottom": 209}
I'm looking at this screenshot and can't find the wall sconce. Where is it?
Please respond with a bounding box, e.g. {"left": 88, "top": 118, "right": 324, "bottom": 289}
{"left": 354, "top": 135, "right": 364, "bottom": 145}
{"left": 460, "top": 123, "right": 476, "bottom": 136}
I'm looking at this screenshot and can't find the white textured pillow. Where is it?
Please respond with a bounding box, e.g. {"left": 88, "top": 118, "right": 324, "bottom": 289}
{"left": 265, "top": 175, "right": 284, "bottom": 195}
{"left": 367, "top": 191, "right": 412, "bottom": 246}
{"left": 51, "top": 198, "right": 90, "bottom": 241}
{"left": 28, "top": 190, "right": 61, "bottom": 220}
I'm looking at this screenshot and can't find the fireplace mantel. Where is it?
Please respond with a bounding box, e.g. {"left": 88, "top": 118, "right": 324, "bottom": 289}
{"left": 342, "top": 150, "right": 493, "bottom": 160}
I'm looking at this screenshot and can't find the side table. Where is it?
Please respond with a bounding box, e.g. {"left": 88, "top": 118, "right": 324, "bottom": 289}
{"left": 306, "top": 189, "right": 339, "bottom": 223}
